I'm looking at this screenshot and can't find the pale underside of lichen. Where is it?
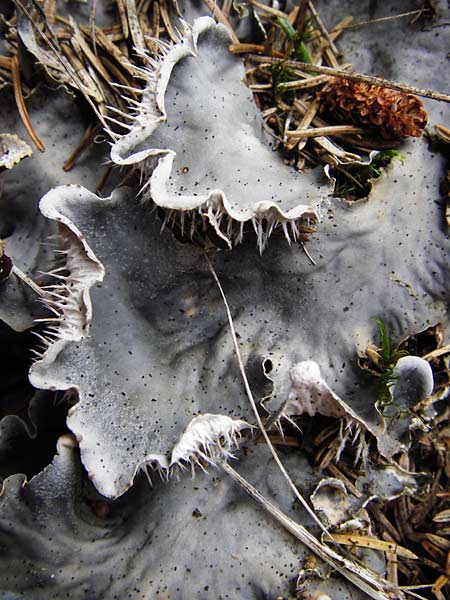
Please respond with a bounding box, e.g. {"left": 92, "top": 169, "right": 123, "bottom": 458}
{"left": 110, "top": 17, "right": 326, "bottom": 251}
{"left": 277, "top": 361, "right": 370, "bottom": 464}
{"left": 0, "top": 133, "right": 32, "bottom": 170}
{"left": 168, "top": 413, "right": 250, "bottom": 471}
{"left": 160, "top": 204, "right": 318, "bottom": 252}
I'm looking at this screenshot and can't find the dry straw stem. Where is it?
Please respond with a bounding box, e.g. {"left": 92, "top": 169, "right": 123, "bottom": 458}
{"left": 115, "top": 0, "right": 129, "bottom": 39}
{"left": 159, "top": 0, "right": 177, "bottom": 43}
{"left": 125, "top": 0, "right": 146, "bottom": 52}
{"left": 219, "top": 459, "right": 405, "bottom": 600}
{"left": 228, "top": 42, "right": 285, "bottom": 58}
{"left": 0, "top": 56, "right": 12, "bottom": 70}
{"left": 305, "top": 10, "right": 430, "bottom": 45}
{"left": 205, "top": 255, "right": 329, "bottom": 536}
{"left": 247, "top": 0, "right": 286, "bottom": 19}
{"left": 330, "top": 534, "right": 418, "bottom": 560}
{"left": 11, "top": 264, "right": 45, "bottom": 297}
{"left": 285, "top": 124, "right": 369, "bottom": 138}
{"left": 307, "top": 0, "right": 339, "bottom": 56}
{"left": 277, "top": 74, "right": 334, "bottom": 90}
{"left": 11, "top": 56, "right": 45, "bottom": 151}
{"left": 246, "top": 55, "right": 450, "bottom": 104}
{"left": 63, "top": 123, "right": 102, "bottom": 171}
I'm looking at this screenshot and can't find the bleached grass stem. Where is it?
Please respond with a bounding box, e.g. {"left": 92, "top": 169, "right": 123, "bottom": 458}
{"left": 204, "top": 254, "right": 328, "bottom": 536}
{"left": 12, "top": 265, "right": 45, "bottom": 297}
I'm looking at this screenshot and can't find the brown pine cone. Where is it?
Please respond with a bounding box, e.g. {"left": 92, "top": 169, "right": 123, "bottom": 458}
{"left": 320, "top": 78, "right": 427, "bottom": 139}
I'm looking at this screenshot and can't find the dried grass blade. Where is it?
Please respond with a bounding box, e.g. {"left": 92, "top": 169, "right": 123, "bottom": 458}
{"left": 204, "top": 255, "right": 330, "bottom": 537}
{"left": 72, "top": 26, "right": 115, "bottom": 89}
{"left": 422, "top": 345, "right": 450, "bottom": 361}
{"left": 125, "top": 0, "right": 146, "bottom": 52}
{"left": 100, "top": 55, "right": 133, "bottom": 93}
{"left": 247, "top": 0, "right": 287, "bottom": 18}
{"left": 159, "top": 0, "right": 177, "bottom": 42}
{"left": 87, "top": 26, "right": 137, "bottom": 78}
{"left": 0, "top": 56, "right": 12, "bottom": 70}
{"left": 152, "top": 1, "right": 160, "bottom": 40}
{"left": 433, "top": 509, "right": 450, "bottom": 523}
{"left": 202, "top": 0, "right": 239, "bottom": 44}
{"left": 43, "top": 0, "right": 56, "bottom": 26}
{"left": 286, "top": 125, "right": 369, "bottom": 139}
{"left": 11, "top": 55, "right": 45, "bottom": 152}
{"left": 330, "top": 534, "right": 419, "bottom": 560}
{"left": 116, "top": 0, "right": 129, "bottom": 39}
{"left": 229, "top": 42, "right": 285, "bottom": 58}
{"left": 61, "top": 44, "right": 104, "bottom": 102}
{"left": 307, "top": 0, "right": 339, "bottom": 56}
{"left": 63, "top": 123, "right": 102, "bottom": 171}
{"left": 13, "top": 0, "right": 108, "bottom": 130}
{"left": 222, "top": 0, "right": 232, "bottom": 17}
{"left": 278, "top": 74, "right": 332, "bottom": 90}
{"left": 138, "top": 0, "right": 151, "bottom": 40}
{"left": 286, "top": 97, "right": 321, "bottom": 151}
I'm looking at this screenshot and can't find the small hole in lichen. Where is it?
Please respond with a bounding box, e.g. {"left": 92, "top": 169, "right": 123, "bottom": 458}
{"left": 263, "top": 358, "right": 273, "bottom": 375}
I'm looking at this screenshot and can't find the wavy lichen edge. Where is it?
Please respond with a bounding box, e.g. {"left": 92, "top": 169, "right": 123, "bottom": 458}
{"left": 29, "top": 185, "right": 252, "bottom": 495}
{"left": 109, "top": 17, "right": 322, "bottom": 252}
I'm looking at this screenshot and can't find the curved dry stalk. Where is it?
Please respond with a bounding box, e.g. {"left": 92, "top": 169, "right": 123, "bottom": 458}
{"left": 219, "top": 458, "right": 405, "bottom": 600}
{"left": 204, "top": 254, "right": 329, "bottom": 537}
{"left": 11, "top": 265, "right": 45, "bottom": 296}
{"left": 11, "top": 56, "right": 45, "bottom": 152}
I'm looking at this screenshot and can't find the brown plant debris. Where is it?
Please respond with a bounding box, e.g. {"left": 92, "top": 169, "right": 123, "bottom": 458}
{"left": 320, "top": 78, "right": 428, "bottom": 140}
{"left": 11, "top": 55, "right": 45, "bottom": 152}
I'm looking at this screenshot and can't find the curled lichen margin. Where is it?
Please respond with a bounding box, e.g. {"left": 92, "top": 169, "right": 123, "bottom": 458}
{"left": 110, "top": 16, "right": 322, "bottom": 252}
{"left": 28, "top": 185, "right": 254, "bottom": 496}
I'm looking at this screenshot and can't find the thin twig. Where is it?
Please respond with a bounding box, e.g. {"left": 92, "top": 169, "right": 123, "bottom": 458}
{"left": 247, "top": 0, "right": 286, "bottom": 19}
{"left": 308, "top": 10, "right": 431, "bottom": 44}
{"left": 245, "top": 55, "right": 450, "bottom": 103}
{"left": 307, "top": 0, "right": 339, "bottom": 56}
{"left": 63, "top": 123, "right": 102, "bottom": 171}
{"left": 11, "top": 55, "right": 45, "bottom": 152}
{"left": 204, "top": 254, "right": 332, "bottom": 537}
{"left": 126, "top": 0, "right": 146, "bottom": 52}
{"left": 286, "top": 124, "right": 369, "bottom": 139}
{"left": 95, "top": 164, "right": 113, "bottom": 194}
{"left": 12, "top": 265, "right": 45, "bottom": 296}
